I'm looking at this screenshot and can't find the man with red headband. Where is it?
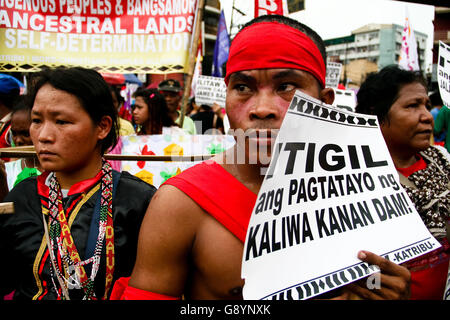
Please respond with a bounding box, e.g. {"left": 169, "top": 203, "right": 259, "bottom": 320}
{"left": 110, "top": 15, "right": 410, "bottom": 300}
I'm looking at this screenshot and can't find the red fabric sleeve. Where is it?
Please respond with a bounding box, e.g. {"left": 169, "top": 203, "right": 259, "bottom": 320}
{"left": 410, "top": 260, "right": 449, "bottom": 300}
{"left": 163, "top": 161, "right": 257, "bottom": 243}
{"left": 109, "top": 277, "right": 180, "bottom": 300}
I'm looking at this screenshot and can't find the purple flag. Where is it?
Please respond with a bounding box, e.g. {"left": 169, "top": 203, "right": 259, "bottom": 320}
{"left": 212, "top": 10, "right": 230, "bottom": 77}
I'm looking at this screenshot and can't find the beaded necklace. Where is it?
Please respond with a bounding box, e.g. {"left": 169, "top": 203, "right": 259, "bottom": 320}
{"left": 42, "top": 159, "right": 115, "bottom": 300}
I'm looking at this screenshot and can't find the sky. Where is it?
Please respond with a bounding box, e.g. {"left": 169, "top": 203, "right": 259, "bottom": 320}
{"left": 219, "top": 0, "right": 436, "bottom": 71}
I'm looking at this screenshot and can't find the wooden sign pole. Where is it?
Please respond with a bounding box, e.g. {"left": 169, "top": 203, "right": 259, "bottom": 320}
{"left": 0, "top": 146, "right": 213, "bottom": 162}
{"left": 179, "top": 0, "right": 205, "bottom": 128}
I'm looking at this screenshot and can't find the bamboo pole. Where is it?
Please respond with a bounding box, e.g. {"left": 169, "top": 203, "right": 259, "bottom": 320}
{"left": 105, "top": 154, "right": 212, "bottom": 161}
{"left": 179, "top": 0, "right": 205, "bottom": 128}
{"left": 0, "top": 146, "right": 213, "bottom": 162}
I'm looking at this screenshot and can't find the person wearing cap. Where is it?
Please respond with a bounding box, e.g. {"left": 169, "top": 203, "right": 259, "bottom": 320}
{"left": 0, "top": 74, "right": 21, "bottom": 149}
{"left": 158, "top": 79, "right": 197, "bottom": 135}
{"left": 110, "top": 15, "right": 410, "bottom": 300}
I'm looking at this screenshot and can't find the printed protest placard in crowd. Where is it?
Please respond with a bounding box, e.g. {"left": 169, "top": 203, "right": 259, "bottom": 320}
{"left": 0, "top": 0, "right": 198, "bottom": 73}
{"left": 194, "top": 75, "right": 227, "bottom": 108}
{"left": 117, "top": 133, "right": 235, "bottom": 188}
{"left": 326, "top": 62, "right": 342, "bottom": 88}
{"left": 438, "top": 41, "right": 450, "bottom": 108}
{"left": 254, "top": 0, "right": 288, "bottom": 17}
{"left": 241, "top": 90, "right": 441, "bottom": 300}
{"left": 332, "top": 88, "right": 356, "bottom": 112}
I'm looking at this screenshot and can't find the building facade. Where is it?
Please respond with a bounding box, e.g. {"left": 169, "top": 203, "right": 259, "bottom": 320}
{"left": 325, "top": 23, "right": 428, "bottom": 85}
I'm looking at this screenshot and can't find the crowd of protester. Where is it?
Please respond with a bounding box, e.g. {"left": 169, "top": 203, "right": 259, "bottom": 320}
{"left": 0, "top": 14, "right": 448, "bottom": 301}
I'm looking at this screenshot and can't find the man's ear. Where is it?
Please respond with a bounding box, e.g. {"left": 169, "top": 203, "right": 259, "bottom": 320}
{"left": 97, "top": 115, "right": 113, "bottom": 140}
{"left": 319, "top": 87, "right": 335, "bottom": 105}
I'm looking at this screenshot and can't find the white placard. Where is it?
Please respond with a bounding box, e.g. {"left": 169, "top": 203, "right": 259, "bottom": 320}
{"left": 332, "top": 88, "right": 356, "bottom": 112}
{"left": 241, "top": 90, "right": 441, "bottom": 300}
{"left": 194, "top": 75, "right": 227, "bottom": 108}
{"left": 438, "top": 41, "right": 450, "bottom": 108}
{"left": 326, "top": 62, "right": 342, "bottom": 88}
{"left": 444, "top": 264, "right": 450, "bottom": 300}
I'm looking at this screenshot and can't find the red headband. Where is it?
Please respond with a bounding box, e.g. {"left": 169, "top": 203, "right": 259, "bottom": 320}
{"left": 225, "top": 22, "right": 326, "bottom": 88}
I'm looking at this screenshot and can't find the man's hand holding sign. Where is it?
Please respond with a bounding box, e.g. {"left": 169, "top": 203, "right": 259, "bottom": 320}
{"left": 345, "top": 250, "right": 411, "bottom": 300}
{"left": 241, "top": 91, "right": 439, "bottom": 300}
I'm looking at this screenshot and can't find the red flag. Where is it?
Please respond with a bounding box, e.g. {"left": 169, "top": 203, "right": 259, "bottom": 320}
{"left": 398, "top": 8, "right": 419, "bottom": 71}
{"left": 254, "top": 0, "right": 288, "bottom": 18}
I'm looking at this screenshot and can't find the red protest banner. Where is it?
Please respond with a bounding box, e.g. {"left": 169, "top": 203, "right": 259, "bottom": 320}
{"left": 254, "top": 0, "right": 288, "bottom": 18}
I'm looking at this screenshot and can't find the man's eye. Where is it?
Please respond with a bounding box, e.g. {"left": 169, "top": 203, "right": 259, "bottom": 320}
{"left": 234, "top": 84, "right": 251, "bottom": 93}
{"left": 278, "top": 83, "right": 296, "bottom": 92}
{"left": 31, "top": 118, "right": 41, "bottom": 124}
{"left": 56, "top": 119, "right": 69, "bottom": 125}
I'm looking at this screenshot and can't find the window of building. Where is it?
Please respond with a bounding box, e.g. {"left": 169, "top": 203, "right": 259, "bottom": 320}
{"left": 287, "top": 0, "right": 305, "bottom": 13}
{"left": 368, "top": 32, "right": 379, "bottom": 40}
{"left": 206, "top": 0, "right": 220, "bottom": 6}
{"left": 204, "top": 13, "right": 219, "bottom": 35}
{"left": 356, "top": 34, "right": 366, "bottom": 42}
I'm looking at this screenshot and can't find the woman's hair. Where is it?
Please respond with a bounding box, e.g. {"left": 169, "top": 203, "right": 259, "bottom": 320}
{"left": 26, "top": 66, "right": 119, "bottom": 154}
{"left": 11, "top": 95, "right": 30, "bottom": 115}
{"left": 355, "top": 65, "right": 427, "bottom": 124}
{"left": 132, "top": 88, "right": 177, "bottom": 134}
{"left": 109, "top": 84, "right": 124, "bottom": 108}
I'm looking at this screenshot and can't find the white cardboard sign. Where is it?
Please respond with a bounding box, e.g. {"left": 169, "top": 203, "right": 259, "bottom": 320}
{"left": 332, "top": 88, "right": 356, "bottom": 112}
{"left": 326, "top": 62, "right": 342, "bottom": 88}
{"left": 438, "top": 41, "right": 450, "bottom": 108}
{"left": 194, "top": 75, "right": 227, "bottom": 108}
{"left": 444, "top": 265, "right": 450, "bottom": 300}
{"left": 241, "top": 90, "right": 441, "bottom": 300}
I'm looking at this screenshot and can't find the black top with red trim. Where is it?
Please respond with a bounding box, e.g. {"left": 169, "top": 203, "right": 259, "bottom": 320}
{"left": 0, "top": 170, "right": 156, "bottom": 300}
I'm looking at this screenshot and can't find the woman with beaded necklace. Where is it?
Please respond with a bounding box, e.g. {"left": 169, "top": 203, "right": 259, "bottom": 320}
{"left": 0, "top": 67, "right": 156, "bottom": 300}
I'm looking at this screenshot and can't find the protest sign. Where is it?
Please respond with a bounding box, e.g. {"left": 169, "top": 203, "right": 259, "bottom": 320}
{"left": 438, "top": 41, "right": 450, "bottom": 108}
{"left": 117, "top": 133, "right": 235, "bottom": 188}
{"left": 0, "top": 0, "right": 197, "bottom": 73}
{"left": 445, "top": 265, "right": 450, "bottom": 300}
{"left": 194, "top": 75, "right": 227, "bottom": 108}
{"left": 254, "top": 0, "right": 288, "bottom": 17}
{"left": 332, "top": 88, "right": 356, "bottom": 112}
{"left": 241, "top": 90, "right": 441, "bottom": 300}
{"left": 326, "top": 62, "right": 342, "bottom": 88}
